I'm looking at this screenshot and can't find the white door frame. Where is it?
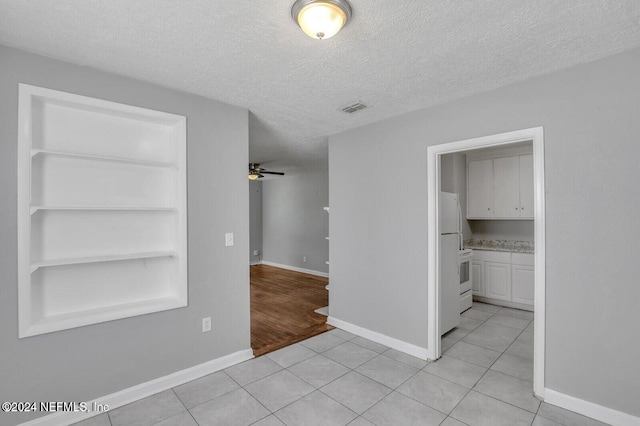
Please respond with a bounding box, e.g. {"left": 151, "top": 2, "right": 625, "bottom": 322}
{"left": 426, "top": 127, "right": 546, "bottom": 398}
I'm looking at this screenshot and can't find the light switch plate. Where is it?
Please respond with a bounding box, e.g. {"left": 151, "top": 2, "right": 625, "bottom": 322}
{"left": 202, "top": 317, "right": 211, "bottom": 333}
{"left": 225, "top": 233, "right": 234, "bottom": 247}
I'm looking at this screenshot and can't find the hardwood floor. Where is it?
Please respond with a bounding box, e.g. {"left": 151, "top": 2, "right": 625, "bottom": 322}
{"left": 251, "top": 264, "right": 333, "bottom": 357}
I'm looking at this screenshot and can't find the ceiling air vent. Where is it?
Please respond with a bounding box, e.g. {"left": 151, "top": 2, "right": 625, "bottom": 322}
{"left": 341, "top": 102, "right": 368, "bottom": 114}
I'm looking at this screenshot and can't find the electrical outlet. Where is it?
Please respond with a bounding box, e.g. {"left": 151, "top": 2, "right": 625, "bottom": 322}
{"left": 303, "top": 256, "right": 307, "bottom": 262}
{"left": 202, "top": 317, "right": 211, "bottom": 333}
{"left": 253, "top": 250, "right": 259, "bottom": 256}
{"left": 225, "top": 233, "right": 234, "bottom": 247}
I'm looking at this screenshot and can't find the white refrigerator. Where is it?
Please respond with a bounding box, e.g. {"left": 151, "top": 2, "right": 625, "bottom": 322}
{"left": 440, "top": 192, "right": 462, "bottom": 335}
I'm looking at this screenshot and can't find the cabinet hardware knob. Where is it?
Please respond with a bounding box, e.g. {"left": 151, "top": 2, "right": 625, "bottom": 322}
{"left": 515, "top": 207, "right": 518, "bottom": 210}
{"left": 487, "top": 208, "right": 490, "bottom": 210}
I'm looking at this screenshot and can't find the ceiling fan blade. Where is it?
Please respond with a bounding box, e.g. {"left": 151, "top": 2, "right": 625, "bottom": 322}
{"left": 260, "top": 171, "right": 285, "bottom": 175}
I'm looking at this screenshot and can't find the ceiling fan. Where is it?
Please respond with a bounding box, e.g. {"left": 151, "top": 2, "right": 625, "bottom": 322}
{"left": 248, "top": 163, "right": 285, "bottom": 180}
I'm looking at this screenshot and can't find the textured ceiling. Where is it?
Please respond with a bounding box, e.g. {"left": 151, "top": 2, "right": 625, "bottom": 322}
{"left": 2, "top": 1, "right": 640, "bottom": 174}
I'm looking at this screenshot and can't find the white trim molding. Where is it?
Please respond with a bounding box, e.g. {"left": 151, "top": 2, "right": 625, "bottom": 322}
{"left": 327, "top": 316, "right": 429, "bottom": 360}
{"left": 260, "top": 260, "right": 329, "bottom": 278}
{"left": 545, "top": 389, "right": 640, "bottom": 426}
{"left": 426, "top": 126, "right": 546, "bottom": 396}
{"left": 19, "top": 349, "right": 254, "bottom": 426}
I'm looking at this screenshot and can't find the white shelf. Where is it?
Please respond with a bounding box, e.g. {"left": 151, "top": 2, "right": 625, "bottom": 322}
{"left": 23, "top": 296, "right": 184, "bottom": 338}
{"left": 34, "top": 296, "right": 182, "bottom": 325}
{"left": 30, "top": 205, "right": 177, "bottom": 215}
{"left": 31, "top": 148, "right": 177, "bottom": 168}
{"left": 30, "top": 251, "right": 178, "bottom": 273}
{"left": 18, "top": 84, "right": 188, "bottom": 338}
{"left": 31, "top": 153, "right": 177, "bottom": 207}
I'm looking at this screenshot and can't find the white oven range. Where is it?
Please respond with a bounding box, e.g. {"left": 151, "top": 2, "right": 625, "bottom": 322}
{"left": 459, "top": 248, "right": 473, "bottom": 313}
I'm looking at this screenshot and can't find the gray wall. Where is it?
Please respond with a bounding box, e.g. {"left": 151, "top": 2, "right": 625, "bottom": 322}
{"left": 329, "top": 47, "right": 640, "bottom": 416}
{"left": 249, "top": 180, "right": 263, "bottom": 263}
{"left": 0, "top": 46, "right": 250, "bottom": 425}
{"left": 262, "top": 171, "right": 329, "bottom": 274}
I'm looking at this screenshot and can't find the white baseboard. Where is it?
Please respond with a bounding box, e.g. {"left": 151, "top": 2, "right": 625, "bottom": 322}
{"left": 473, "top": 295, "right": 534, "bottom": 312}
{"left": 260, "top": 260, "right": 329, "bottom": 278}
{"left": 327, "top": 316, "right": 429, "bottom": 360}
{"left": 544, "top": 388, "right": 640, "bottom": 426}
{"left": 20, "top": 349, "right": 254, "bottom": 426}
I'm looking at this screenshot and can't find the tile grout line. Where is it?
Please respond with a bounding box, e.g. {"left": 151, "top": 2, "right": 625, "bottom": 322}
{"left": 88, "top": 304, "right": 557, "bottom": 426}
{"left": 269, "top": 334, "right": 428, "bottom": 425}
{"left": 119, "top": 303, "right": 534, "bottom": 426}
{"left": 298, "top": 349, "right": 402, "bottom": 418}
{"left": 446, "top": 304, "right": 540, "bottom": 422}
{"left": 169, "top": 388, "right": 191, "bottom": 425}
{"left": 442, "top": 305, "right": 496, "bottom": 423}
{"left": 242, "top": 334, "right": 361, "bottom": 423}
{"left": 184, "top": 403, "right": 200, "bottom": 426}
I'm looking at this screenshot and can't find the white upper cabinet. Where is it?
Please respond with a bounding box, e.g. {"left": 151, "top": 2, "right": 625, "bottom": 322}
{"left": 493, "top": 156, "right": 520, "bottom": 218}
{"left": 518, "top": 154, "right": 534, "bottom": 219}
{"left": 467, "top": 148, "right": 533, "bottom": 220}
{"left": 467, "top": 159, "right": 494, "bottom": 218}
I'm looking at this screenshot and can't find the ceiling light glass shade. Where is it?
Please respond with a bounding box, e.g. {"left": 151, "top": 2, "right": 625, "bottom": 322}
{"left": 248, "top": 173, "right": 260, "bottom": 180}
{"left": 292, "top": 0, "right": 352, "bottom": 40}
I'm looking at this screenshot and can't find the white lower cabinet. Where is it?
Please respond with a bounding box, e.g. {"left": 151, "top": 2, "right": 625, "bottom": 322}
{"left": 471, "top": 261, "right": 484, "bottom": 296}
{"left": 472, "top": 250, "right": 534, "bottom": 310}
{"left": 512, "top": 264, "right": 535, "bottom": 305}
{"left": 485, "top": 262, "right": 511, "bottom": 301}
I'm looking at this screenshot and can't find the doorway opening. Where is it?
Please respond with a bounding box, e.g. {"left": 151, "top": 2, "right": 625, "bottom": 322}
{"left": 248, "top": 179, "right": 332, "bottom": 357}
{"left": 427, "top": 127, "right": 546, "bottom": 398}
{"left": 250, "top": 264, "right": 332, "bottom": 357}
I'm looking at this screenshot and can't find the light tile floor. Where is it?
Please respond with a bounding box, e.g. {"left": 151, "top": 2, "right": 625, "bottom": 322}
{"left": 75, "top": 302, "right": 609, "bottom": 426}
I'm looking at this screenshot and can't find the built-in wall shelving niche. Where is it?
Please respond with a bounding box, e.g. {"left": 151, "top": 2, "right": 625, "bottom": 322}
{"left": 17, "top": 84, "right": 188, "bottom": 338}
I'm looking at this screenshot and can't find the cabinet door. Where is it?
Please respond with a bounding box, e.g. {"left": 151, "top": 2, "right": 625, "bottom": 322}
{"left": 471, "top": 261, "right": 484, "bottom": 296}
{"left": 485, "top": 262, "right": 511, "bottom": 301}
{"left": 519, "top": 154, "right": 534, "bottom": 219}
{"left": 467, "top": 159, "right": 494, "bottom": 218}
{"left": 493, "top": 156, "right": 520, "bottom": 218}
{"left": 512, "top": 264, "right": 534, "bottom": 305}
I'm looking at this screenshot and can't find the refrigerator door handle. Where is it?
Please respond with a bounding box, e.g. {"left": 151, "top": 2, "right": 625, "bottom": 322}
{"left": 457, "top": 202, "right": 463, "bottom": 250}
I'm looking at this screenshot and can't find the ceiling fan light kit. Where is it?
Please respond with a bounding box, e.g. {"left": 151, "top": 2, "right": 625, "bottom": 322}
{"left": 249, "top": 163, "right": 285, "bottom": 180}
{"left": 291, "top": 0, "right": 352, "bottom": 40}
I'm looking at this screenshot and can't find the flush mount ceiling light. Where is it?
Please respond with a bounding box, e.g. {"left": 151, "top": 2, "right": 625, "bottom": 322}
{"left": 291, "top": 0, "right": 352, "bottom": 40}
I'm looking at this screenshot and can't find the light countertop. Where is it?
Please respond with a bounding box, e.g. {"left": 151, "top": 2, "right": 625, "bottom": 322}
{"left": 464, "top": 239, "right": 534, "bottom": 254}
